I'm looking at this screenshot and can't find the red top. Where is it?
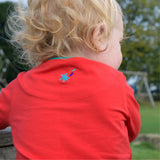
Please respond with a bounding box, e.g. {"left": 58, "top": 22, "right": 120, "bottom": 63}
{"left": 0, "top": 57, "right": 141, "bottom": 160}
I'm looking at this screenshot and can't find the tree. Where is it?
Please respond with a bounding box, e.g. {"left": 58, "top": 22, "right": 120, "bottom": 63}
{"left": 0, "top": 2, "right": 28, "bottom": 87}
{"left": 118, "top": 0, "right": 160, "bottom": 86}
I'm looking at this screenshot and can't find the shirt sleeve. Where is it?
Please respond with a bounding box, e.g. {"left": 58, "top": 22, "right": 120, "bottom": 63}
{"left": 125, "top": 82, "right": 141, "bottom": 142}
{"left": 0, "top": 79, "right": 16, "bottom": 130}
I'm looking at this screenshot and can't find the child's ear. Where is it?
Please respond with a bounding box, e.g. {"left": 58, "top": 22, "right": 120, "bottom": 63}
{"left": 92, "top": 23, "right": 107, "bottom": 51}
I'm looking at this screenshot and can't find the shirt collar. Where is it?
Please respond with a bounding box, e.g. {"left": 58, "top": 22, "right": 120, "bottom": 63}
{"left": 49, "top": 57, "right": 72, "bottom": 60}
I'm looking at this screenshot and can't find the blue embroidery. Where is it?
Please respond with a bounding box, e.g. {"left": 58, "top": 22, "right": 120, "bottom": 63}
{"left": 69, "top": 72, "right": 74, "bottom": 77}
{"left": 60, "top": 73, "right": 70, "bottom": 82}
{"left": 60, "top": 68, "right": 76, "bottom": 83}
{"left": 49, "top": 57, "right": 72, "bottom": 60}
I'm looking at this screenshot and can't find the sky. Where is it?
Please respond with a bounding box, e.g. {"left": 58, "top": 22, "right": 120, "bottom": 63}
{"left": 0, "top": 0, "right": 18, "bottom": 2}
{"left": 0, "top": 0, "right": 27, "bottom": 4}
{"left": 0, "top": 0, "right": 27, "bottom": 5}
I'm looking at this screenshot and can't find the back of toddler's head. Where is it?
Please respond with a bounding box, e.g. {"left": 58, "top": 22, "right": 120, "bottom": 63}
{"left": 7, "top": 0, "right": 122, "bottom": 65}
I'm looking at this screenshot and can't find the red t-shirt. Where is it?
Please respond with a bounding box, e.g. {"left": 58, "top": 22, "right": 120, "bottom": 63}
{"left": 0, "top": 57, "right": 141, "bottom": 160}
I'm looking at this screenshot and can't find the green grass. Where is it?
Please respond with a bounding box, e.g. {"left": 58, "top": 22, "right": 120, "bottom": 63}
{"left": 131, "top": 142, "right": 160, "bottom": 159}
{"left": 139, "top": 102, "right": 160, "bottom": 134}
{"left": 131, "top": 101, "right": 160, "bottom": 159}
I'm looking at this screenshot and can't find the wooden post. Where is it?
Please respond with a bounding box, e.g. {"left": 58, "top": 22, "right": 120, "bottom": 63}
{"left": 121, "top": 70, "right": 155, "bottom": 108}
{"left": 137, "top": 76, "right": 145, "bottom": 97}
{"left": 144, "top": 77, "right": 155, "bottom": 107}
{"left": 0, "top": 131, "right": 16, "bottom": 159}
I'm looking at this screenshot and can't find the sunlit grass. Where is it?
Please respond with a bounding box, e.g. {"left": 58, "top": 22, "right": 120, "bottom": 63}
{"left": 131, "top": 101, "right": 160, "bottom": 159}
{"left": 139, "top": 101, "right": 160, "bottom": 134}
{"left": 131, "top": 142, "right": 160, "bottom": 159}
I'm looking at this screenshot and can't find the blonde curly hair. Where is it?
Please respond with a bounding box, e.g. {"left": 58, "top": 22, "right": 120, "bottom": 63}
{"left": 6, "top": 0, "right": 122, "bottom": 66}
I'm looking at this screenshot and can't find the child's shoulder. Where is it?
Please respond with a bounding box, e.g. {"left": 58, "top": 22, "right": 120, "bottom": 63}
{"left": 75, "top": 57, "right": 126, "bottom": 83}
{"left": 17, "top": 57, "right": 126, "bottom": 84}
{"left": 11, "top": 57, "right": 127, "bottom": 100}
{"left": 61, "top": 57, "right": 127, "bottom": 89}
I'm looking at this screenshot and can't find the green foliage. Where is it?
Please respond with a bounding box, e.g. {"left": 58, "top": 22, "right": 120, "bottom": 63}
{"left": 0, "top": 2, "right": 15, "bottom": 59}
{"left": 0, "top": 2, "right": 29, "bottom": 84}
{"left": 118, "top": 0, "right": 160, "bottom": 86}
{"left": 0, "top": 2, "right": 18, "bottom": 83}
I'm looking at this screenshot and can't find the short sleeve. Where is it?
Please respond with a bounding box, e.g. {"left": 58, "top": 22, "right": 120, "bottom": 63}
{"left": 125, "top": 82, "right": 141, "bottom": 142}
{"left": 0, "top": 79, "right": 16, "bottom": 129}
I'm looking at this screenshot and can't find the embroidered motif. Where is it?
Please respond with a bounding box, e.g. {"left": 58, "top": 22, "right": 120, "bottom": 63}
{"left": 60, "top": 69, "right": 76, "bottom": 83}
{"left": 60, "top": 73, "right": 70, "bottom": 82}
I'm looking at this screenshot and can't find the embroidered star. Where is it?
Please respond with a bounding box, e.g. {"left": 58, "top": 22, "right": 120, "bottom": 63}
{"left": 59, "top": 68, "right": 76, "bottom": 83}
{"left": 60, "top": 73, "right": 69, "bottom": 82}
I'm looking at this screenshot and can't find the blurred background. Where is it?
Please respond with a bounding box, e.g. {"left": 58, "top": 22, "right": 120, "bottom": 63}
{"left": 0, "top": 0, "right": 160, "bottom": 159}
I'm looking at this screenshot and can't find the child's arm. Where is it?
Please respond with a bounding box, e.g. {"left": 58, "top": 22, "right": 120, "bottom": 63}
{"left": 0, "top": 79, "right": 16, "bottom": 130}
{"left": 125, "top": 82, "right": 141, "bottom": 142}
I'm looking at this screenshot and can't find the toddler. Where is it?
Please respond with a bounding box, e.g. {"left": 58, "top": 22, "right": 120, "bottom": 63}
{"left": 0, "top": 0, "right": 141, "bottom": 159}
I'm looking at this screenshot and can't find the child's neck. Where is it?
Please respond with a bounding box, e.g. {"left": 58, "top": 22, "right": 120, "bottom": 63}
{"left": 68, "top": 46, "right": 120, "bottom": 70}
{"left": 69, "top": 46, "right": 105, "bottom": 62}
{"left": 69, "top": 47, "right": 109, "bottom": 65}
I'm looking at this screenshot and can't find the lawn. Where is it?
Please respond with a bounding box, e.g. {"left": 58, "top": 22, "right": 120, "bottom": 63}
{"left": 131, "top": 142, "right": 160, "bottom": 159}
{"left": 139, "top": 102, "right": 160, "bottom": 134}
{"left": 131, "top": 101, "right": 160, "bottom": 159}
